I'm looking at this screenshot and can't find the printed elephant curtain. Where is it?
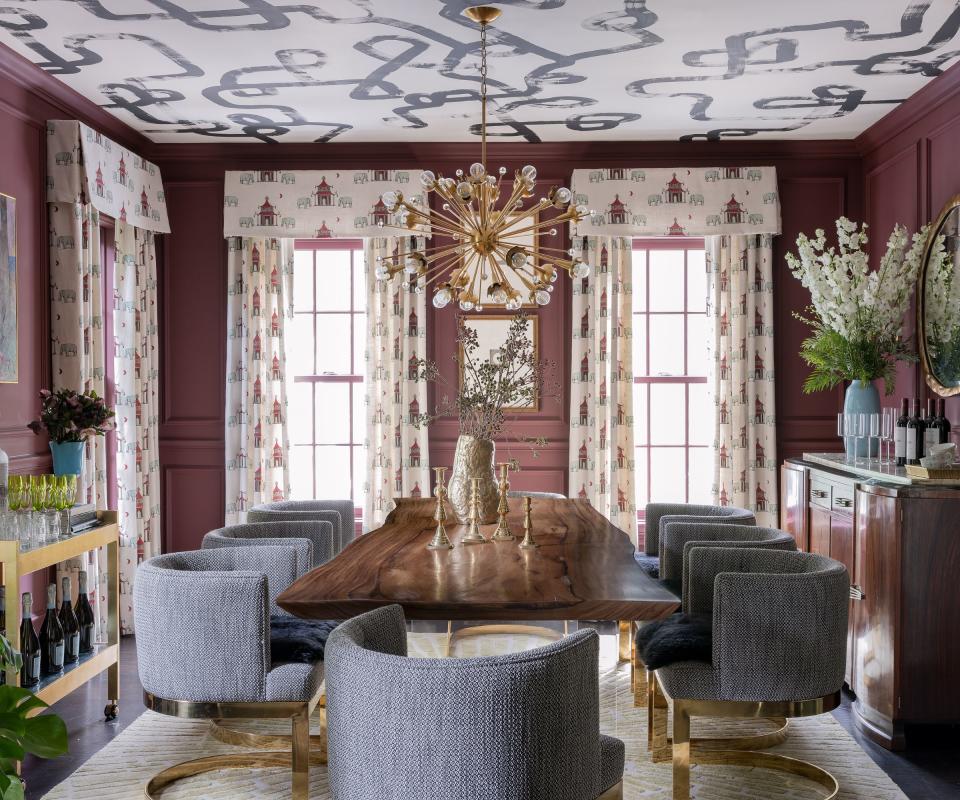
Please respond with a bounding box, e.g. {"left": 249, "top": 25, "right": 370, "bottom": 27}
{"left": 568, "top": 236, "right": 636, "bottom": 534}
{"left": 225, "top": 237, "right": 294, "bottom": 523}
{"left": 707, "top": 234, "right": 778, "bottom": 527}
{"left": 113, "top": 222, "right": 161, "bottom": 633}
{"left": 363, "top": 236, "right": 430, "bottom": 531}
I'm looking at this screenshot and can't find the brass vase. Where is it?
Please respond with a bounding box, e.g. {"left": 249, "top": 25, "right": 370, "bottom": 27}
{"left": 447, "top": 435, "right": 499, "bottom": 524}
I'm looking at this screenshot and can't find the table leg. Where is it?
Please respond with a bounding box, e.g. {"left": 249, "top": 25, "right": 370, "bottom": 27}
{"left": 618, "top": 621, "right": 633, "bottom": 663}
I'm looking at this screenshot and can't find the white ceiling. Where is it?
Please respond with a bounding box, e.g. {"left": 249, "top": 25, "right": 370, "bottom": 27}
{"left": 1, "top": 1, "right": 959, "bottom": 143}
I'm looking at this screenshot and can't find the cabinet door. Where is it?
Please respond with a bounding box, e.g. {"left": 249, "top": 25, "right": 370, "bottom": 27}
{"left": 809, "top": 507, "right": 831, "bottom": 557}
{"left": 828, "top": 511, "right": 856, "bottom": 687}
{"left": 780, "top": 465, "right": 808, "bottom": 551}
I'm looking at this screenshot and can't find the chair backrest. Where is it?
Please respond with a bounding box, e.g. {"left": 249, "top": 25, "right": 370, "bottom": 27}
{"left": 324, "top": 605, "right": 607, "bottom": 800}
{"left": 686, "top": 547, "right": 849, "bottom": 702}
{"left": 249, "top": 499, "right": 356, "bottom": 552}
{"left": 644, "top": 502, "right": 755, "bottom": 556}
{"left": 133, "top": 548, "right": 301, "bottom": 703}
{"left": 202, "top": 520, "right": 332, "bottom": 571}
{"left": 507, "top": 491, "right": 566, "bottom": 500}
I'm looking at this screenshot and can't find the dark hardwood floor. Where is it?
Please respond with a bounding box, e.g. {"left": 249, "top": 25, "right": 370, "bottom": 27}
{"left": 23, "top": 633, "right": 960, "bottom": 799}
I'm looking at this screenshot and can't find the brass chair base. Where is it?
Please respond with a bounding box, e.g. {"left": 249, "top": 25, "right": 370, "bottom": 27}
{"left": 445, "top": 621, "right": 567, "bottom": 657}
{"left": 685, "top": 749, "right": 838, "bottom": 799}
{"left": 209, "top": 715, "right": 326, "bottom": 759}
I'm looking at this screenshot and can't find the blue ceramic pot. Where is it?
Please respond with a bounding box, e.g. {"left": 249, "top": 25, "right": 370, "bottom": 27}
{"left": 50, "top": 441, "right": 84, "bottom": 476}
{"left": 843, "top": 380, "right": 881, "bottom": 459}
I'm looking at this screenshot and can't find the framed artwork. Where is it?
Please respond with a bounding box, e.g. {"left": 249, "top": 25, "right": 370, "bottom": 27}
{"left": 459, "top": 314, "right": 539, "bottom": 412}
{"left": 479, "top": 212, "right": 539, "bottom": 307}
{"left": 0, "top": 193, "right": 16, "bottom": 384}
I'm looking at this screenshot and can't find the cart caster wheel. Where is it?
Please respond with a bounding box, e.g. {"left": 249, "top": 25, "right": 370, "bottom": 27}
{"left": 105, "top": 703, "right": 118, "bottom": 721}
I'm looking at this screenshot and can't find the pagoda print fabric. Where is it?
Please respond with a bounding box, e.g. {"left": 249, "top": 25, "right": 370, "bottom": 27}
{"left": 225, "top": 237, "right": 294, "bottom": 523}
{"left": 569, "top": 236, "right": 636, "bottom": 534}
{"left": 363, "top": 236, "right": 430, "bottom": 531}
{"left": 113, "top": 223, "right": 160, "bottom": 633}
{"left": 707, "top": 234, "right": 778, "bottom": 527}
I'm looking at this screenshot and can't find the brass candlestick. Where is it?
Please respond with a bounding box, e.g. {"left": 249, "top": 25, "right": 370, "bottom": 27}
{"left": 461, "top": 477, "right": 488, "bottom": 545}
{"left": 427, "top": 467, "right": 454, "bottom": 550}
{"left": 491, "top": 462, "right": 515, "bottom": 541}
{"left": 519, "top": 496, "right": 539, "bottom": 549}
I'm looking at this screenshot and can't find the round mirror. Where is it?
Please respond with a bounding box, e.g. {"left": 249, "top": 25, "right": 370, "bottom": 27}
{"left": 918, "top": 195, "right": 960, "bottom": 396}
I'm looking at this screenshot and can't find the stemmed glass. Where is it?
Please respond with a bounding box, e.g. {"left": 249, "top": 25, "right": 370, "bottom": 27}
{"left": 881, "top": 408, "right": 896, "bottom": 465}
{"left": 837, "top": 413, "right": 850, "bottom": 461}
{"left": 853, "top": 413, "right": 868, "bottom": 464}
{"left": 53, "top": 475, "right": 74, "bottom": 537}
{"left": 868, "top": 413, "right": 881, "bottom": 464}
{"left": 43, "top": 475, "right": 62, "bottom": 541}
{"left": 29, "top": 475, "right": 49, "bottom": 544}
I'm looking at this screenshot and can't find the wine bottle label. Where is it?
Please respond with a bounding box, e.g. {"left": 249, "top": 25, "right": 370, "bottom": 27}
{"left": 28, "top": 654, "right": 40, "bottom": 678}
{"left": 907, "top": 428, "right": 917, "bottom": 455}
{"left": 68, "top": 633, "right": 79, "bottom": 656}
{"left": 925, "top": 429, "right": 939, "bottom": 449}
{"left": 895, "top": 427, "right": 906, "bottom": 458}
{"left": 53, "top": 643, "right": 64, "bottom": 666}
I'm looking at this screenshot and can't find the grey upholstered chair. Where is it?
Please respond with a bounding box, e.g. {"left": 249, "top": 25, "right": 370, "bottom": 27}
{"left": 637, "top": 502, "right": 756, "bottom": 577}
{"left": 133, "top": 548, "right": 325, "bottom": 800}
{"left": 203, "top": 520, "right": 338, "bottom": 569}
{"left": 649, "top": 548, "right": 849, "bottom": 800}
{"left": 249, "top": 499, "right": 356, "bottom": 554}
{"left": 324, "top": 604, "right": 625, "bottom": 800}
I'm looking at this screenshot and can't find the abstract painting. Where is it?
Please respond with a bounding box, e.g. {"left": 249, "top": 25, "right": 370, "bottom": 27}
{"left": 0, "top": 193, "right": 16, "bottom": 383}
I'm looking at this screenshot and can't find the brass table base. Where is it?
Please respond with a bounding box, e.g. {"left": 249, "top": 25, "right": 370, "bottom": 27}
{"left": 445, "top": 621, "right": 568, "bottom": 658}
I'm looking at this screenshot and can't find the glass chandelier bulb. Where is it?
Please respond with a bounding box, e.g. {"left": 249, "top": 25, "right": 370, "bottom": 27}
{"left": 572, "top": 262, "right": 590, "bottom": 279}
{"left": 469, "top": 162, "right": 486, "bottom": 179}
{"left": 381, "top": 190, "right": 398, "bottom": 209}
{"left": 548, "top": 228, "right": 557, "bottom": 236}
{"left": 509, "top": 248, "right": 527, "bottom": 269}
{"left": 439, "top": 177, "right": 455, "bottom": 191}
{"left": 554, "top": 187, "right": 572, "bottom": 204}
{"left": 456, "top": 181, "right": 473, "bottom": 200}
{"left": 487, "top": 175, "right": 497, "bottom": 186}
{"left": 499, "top": 166, "right": 507, "bottom": 175}
{"left": 400, "top": 280, "right": 410, "bottom": 289}
{"left": 489, "top": 284, "right": 508, "bottom": 304}
{"left": 521, "top": 165, "right": 537, "bottom": 181}
{"left": 419, "top": 170, "right": 436, "bottom": 189}
{"left": 433, "top": 287, "right": 452, "bottom": 308}
{"left": 374, "top": 264, "right": 390, "bottom": 280}
{"left": 534, "top": 289, "right": 550, "bottom": 306}
{"left": 505, "top": 296, "right": 522, "bottom": 310}
{"left": 404, "top": 257, "right": 420, "bottom": 274}
{"left": 459, "top": 299, "right": 475, "bottom": 311}
{"left": 475, "top": 304, "right": 484, "bottom": 312}
{"left": 575, "top": 204, "right": 589, "bottom": 216}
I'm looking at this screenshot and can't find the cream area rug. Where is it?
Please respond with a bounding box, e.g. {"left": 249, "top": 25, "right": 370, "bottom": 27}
{"left": 42, "top": 631, "right": 907, "bottom": 800}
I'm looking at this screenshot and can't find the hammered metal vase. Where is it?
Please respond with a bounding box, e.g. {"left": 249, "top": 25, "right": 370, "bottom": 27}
{"left": 447, "top": 435, "right": 499, "bottom": 524}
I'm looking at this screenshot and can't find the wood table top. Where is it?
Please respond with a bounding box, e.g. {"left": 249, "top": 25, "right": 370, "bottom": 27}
{"left": 277, "top": 497, "right": 680, "bottom": 622}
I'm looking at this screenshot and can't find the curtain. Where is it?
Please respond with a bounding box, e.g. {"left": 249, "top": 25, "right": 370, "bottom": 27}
{"left": 49, "top": 201, "right": 108, "bottom": 637}
{"left": 707, "top": 234, "right": 778, "bottom": 527}
{"left": 569, "top": 236, "right": 636, "bottom": 533}
{"left": 225, "top": 237, "right": 294, "bottom": 523}
{"left": 113, "top": 222, "right": 161, "bottom": 633}
{"left": 363, "top": 236, "right": 430, "bottom": 531}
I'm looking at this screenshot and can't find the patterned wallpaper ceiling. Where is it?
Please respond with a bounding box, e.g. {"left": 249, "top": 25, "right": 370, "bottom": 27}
{"left": 1, "top": 1, "right": 959, "bottom": 144}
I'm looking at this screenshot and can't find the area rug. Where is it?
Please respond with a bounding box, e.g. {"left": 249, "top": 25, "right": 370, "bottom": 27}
{"left": 42, "top": 632, "right": 907, "bottom": 799}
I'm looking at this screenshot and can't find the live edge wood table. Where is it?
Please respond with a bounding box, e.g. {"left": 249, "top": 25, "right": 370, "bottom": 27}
{"left": 278, "top": 498, "right": 679, "bottom": 661}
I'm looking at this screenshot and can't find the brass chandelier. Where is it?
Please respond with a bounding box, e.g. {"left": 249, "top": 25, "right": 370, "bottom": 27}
{"left": 375, "top": 4, "right": 591, "bottom": 311}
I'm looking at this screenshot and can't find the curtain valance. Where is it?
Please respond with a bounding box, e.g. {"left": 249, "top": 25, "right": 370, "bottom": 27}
{"left": 46, "top": 120, "right": 170, "bottom": 233}
{"left": 570, "top": 167, "right": 780, "bottom": 238}
{"left": 222, "top": 169, "right": 428, "bottom": 238}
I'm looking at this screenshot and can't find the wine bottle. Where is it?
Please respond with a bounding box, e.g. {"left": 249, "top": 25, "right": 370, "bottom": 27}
{"left": 19, "top": 593, "right": 41, "bottom": 687}
{"left": 76, "top": 570, "right": 95, "bottom": 654}
{"left": 938, "top": 399, "right": 952, "bottom": 445}
{"left": 895, "top": 398, "right": 909, "bottom": 467}
{"left": 59, "top": 576, "right": 81, "bottom": 664}
{"left": 39, "top": 583, "right": 65, "bottom": 676}
{"left": 925, "top": 398, "right": 940, "bottom": 453}
{"left": 907, "top": 399, "right": 925, "bottom": 465}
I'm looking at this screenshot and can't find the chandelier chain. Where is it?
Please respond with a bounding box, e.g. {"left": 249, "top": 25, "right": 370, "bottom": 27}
{"left": 479, "top": 20, "right": 488, "bottom": 169}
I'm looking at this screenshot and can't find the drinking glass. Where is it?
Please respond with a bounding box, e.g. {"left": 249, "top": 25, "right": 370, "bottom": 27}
{"left": 842, "top": 412, "right": 857, "bottom": 463}
{"left": 881, "top": 408, "right": 895, "bottom": 464}
{"left": 42, "top": 475, "right": 61, "bottom": 542}
{"left": 29, "top": 475, "right": 48, "bottom": 545}
{"left": 837, "top": 413, "right": 850, "bottom": 460}
{"left": 869, "top": 413, "right": 881, "bottom": 464}
{"left": 54, "top": 475, "right": 73, "bottom": 537}
{"left": 7, "top": 475, "right": 23, "bottom": 512}
{"left": 855, "top": 413, "right": 869, "bottom": 464}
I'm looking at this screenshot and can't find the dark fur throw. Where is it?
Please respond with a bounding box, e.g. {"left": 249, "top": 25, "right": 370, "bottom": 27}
{"left": 636, "top": 613, "right": 712, "bottom": 670}
{"left": 270, "top": 616, "right": 339, "bottom": 664}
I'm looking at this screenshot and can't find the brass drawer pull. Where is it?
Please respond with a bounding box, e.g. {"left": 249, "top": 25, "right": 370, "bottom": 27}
{"left": 835, "top": 497, "right": 853, "bottom": 508}
{"left": 811, "top": 489, "right": 828, "bottom": 498}
{"left": 850, "top": 585, "right": 865, "bottom": 601}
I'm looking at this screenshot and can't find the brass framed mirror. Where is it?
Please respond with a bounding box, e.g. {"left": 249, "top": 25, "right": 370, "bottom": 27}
{"left": 917, "top": 194, "right": 960, "bottom": 397}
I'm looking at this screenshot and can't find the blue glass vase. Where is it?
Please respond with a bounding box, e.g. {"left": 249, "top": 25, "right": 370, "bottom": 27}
{"left": 843, "top": 380, "right": 881, "bottom": 459}
{"left": 49, "top": 441, "right": 85, "bottom": 476}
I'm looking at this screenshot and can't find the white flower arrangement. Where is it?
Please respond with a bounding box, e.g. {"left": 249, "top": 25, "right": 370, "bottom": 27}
{"left": 786, "top": 217, "right": 931, "bottom": 393}
{"left": 923, "top": 231, "right": 960, "bottom": 380}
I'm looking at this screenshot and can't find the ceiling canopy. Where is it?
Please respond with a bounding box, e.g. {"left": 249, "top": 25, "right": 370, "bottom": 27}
{"left": 1, "top": 1, "right": 958, "bottom": 144}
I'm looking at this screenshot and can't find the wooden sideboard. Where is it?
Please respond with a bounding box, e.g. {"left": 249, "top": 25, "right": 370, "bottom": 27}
{"left": 780, "top": 457, "right": 960, "bottom": 750}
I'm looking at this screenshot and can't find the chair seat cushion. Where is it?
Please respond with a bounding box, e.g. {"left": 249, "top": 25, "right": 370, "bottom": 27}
{"left": 270, "top": 616, "right": 339, "bottom": 664}
{"left": 636, "top": 613, "right": 712, "bottom": 670}
{"left": 635, "top": 553, "right": 660, "bottom": 578}
{"left": 599, "top": 734, "right": 625, "bottom": 793}
{"left": 266, "top": 660, "right": 325, "bottom": 702}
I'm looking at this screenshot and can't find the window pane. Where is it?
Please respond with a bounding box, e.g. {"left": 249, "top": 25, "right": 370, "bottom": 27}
{"left": 632, "top": 315, "right": 647, "bottom": 377}
{"left": 351, "top": 446, "right": 366, "bottom": 508}
{"left": 631, "top": 250, "right": 646, "bottom": 312}
{"left": 289, "top": 382, "right": 313, "bottom": 446}
{"left": 688, "top": 447, "right": 713, "bottom": 505}
{"left": 688, "top": 383, "right": 712, "bottom": 447}
{"left": 290, "top": 314, "right": 314, "bottom": 377}
{"left": 352, "top": 250, "right": 366, "bottom": 310}
{"left": 353, "top": 314, "right": 367, "bottom": 375}
{"left": 686, "top": 249, "right": 707, "bottom": 312}
{"left": 687, "top": 315, "right": 708, "bottom": 377}
{"left": 634, "top": 447, "right": 649, "bottom": 509}
{"left": 315, "top": 315, "right": 351, "bottom": 374}
{"left": 289, "top": 445, "right": 314, "bottom": 500}
{"left": 351, "top": 383, "right": 365, "bottom": 443}
{"left": 315, "top": 250, "right": 351, "bottom": 311}
{"left": 648, "top": 314, "right": 684, "bottom": 375}
{"left": 293, "top": 250, "right": 314, "bottom": 313}
{"left": 315, "top": 446, "right": 351, "bottom": 500}
{"left": 649, "top": 384, "right": 685, "bottom": 445}
{"left": 315, "top": 383, "right": 350, "bottom": 443}
{"left": 649, "top": 250, "right": 684, "bottom": 311}
{"left": 650, "top": 447, "right": 686, "bottom": 503}
{"left": 632, "top": 383, "right": 648, "bottom": 445}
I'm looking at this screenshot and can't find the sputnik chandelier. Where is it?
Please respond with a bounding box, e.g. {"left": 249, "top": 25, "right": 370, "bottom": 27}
{"left": 375, "top": 5, "right": 591, "bottom": 311}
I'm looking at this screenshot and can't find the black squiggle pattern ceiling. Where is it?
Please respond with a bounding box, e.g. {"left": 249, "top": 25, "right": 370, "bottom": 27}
{"left": 0, "top": 0, "right": 958, "bottom": 143}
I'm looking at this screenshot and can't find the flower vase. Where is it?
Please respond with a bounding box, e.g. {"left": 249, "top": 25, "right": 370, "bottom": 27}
{"left": 843, "top": 380, "right": 880, "bottom": 459}
{"left": 447, "top": 435, "right": 499, "bottom": 524}
{"left": 49, "top": 441, "right": 84, "bottom": 476}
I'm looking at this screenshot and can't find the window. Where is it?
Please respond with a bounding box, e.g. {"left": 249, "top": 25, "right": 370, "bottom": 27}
{"left": 288, "top": 240, "right": 366, "bottom": 508}
{"left": 632, "top": 239, "right": 712, "bottom": 522}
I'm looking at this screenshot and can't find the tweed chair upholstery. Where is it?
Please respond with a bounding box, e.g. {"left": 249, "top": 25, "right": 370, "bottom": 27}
{"left": 325, "top": 605, "right": 624, "bottom": 800}
{"left": 249, "top": 499, "right": 356, "bottom": 553}
{"left": 657, "top": 548, "right": 849, "bottom": 703}
{"left": 133, "top": 548, "right": 324, "bottom": 704}
{"left": 643, "top": 503, "right": 756, "bottom": 557}
{"left": 507, "top": 490, "right": 567, "bottom": 500}
{"left": 202, "top": 521, "right": 335, "bottom": 571}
